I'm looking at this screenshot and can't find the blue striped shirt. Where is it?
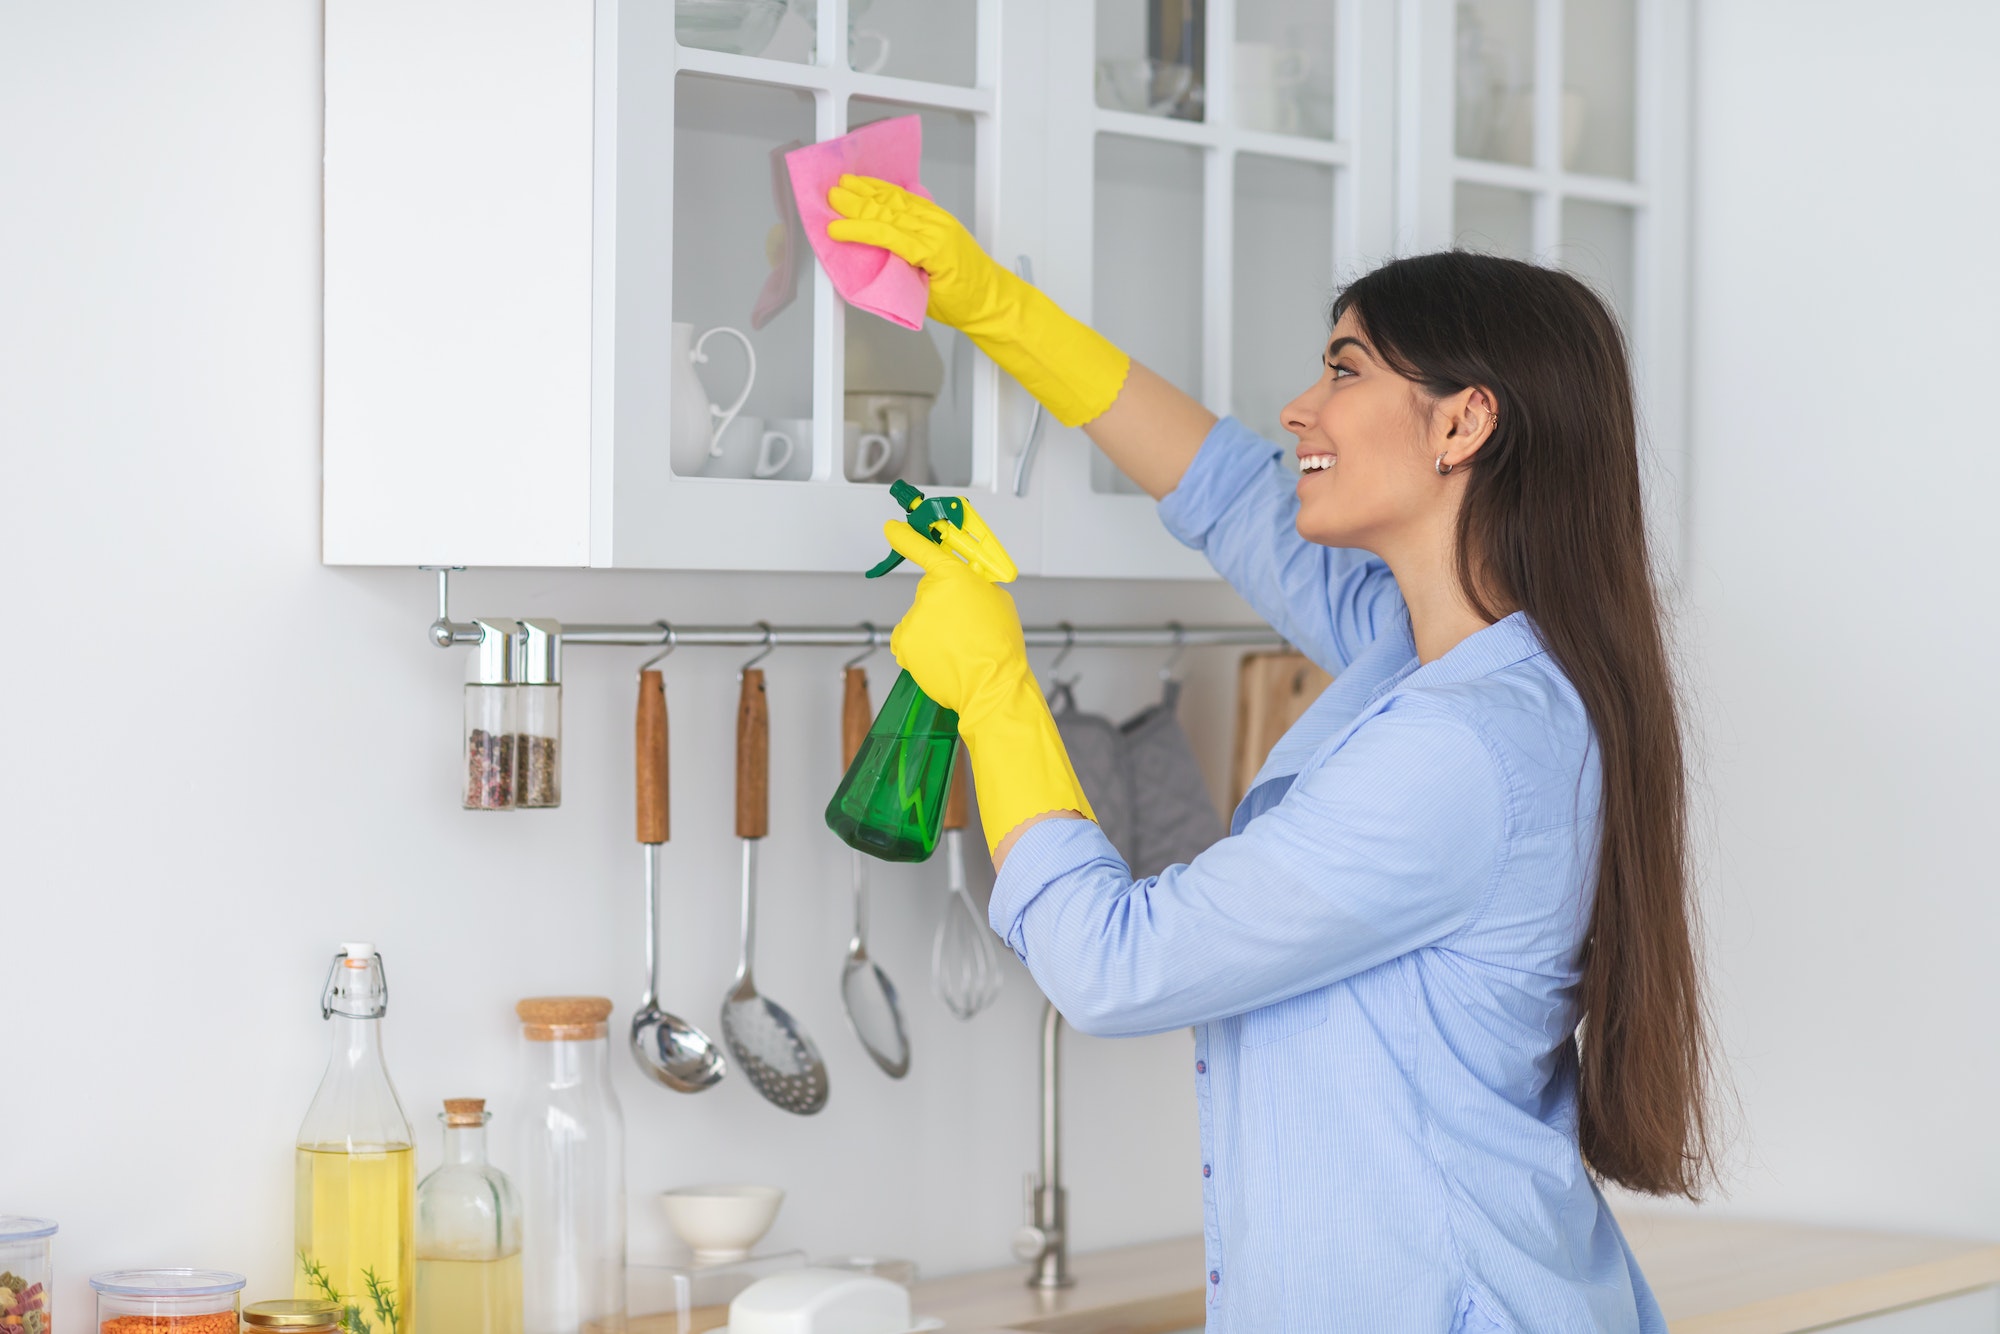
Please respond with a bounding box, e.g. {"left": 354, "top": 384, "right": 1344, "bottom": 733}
{"left": 989, "top": 418, "right": 1664, "bottom": 1333}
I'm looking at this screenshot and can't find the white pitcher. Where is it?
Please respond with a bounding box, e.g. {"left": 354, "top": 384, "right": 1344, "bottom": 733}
{"left": 670, "top": 322, "right": 757, "bottom": 476}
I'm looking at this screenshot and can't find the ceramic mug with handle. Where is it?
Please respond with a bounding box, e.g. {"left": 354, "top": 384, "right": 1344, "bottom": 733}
{"left": 702, "top": 415, "right": 795, "bottom": 480}
{"left": 761, "top": 417, "right": 816, "bottom": 481}
{"left": 843, "top": 422, "right": 897, "bottom": 483}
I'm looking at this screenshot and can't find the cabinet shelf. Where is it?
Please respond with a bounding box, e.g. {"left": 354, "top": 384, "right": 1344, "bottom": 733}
{"left": 672, "top": 43, "right": 994, "bottom": 115}
{"left": 1451, "top": 156, "right": 1646, "bottom": 207}
{"left": 1093, "top": 108, "right": 1351, "bottom": 167}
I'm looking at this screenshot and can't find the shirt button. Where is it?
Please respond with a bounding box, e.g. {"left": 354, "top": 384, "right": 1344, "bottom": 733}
{"left": 1210, "top": 1271, "right": 1221, "bottom": 1285}
{"left": 1196, "top": 1059, "right": 1207, "bottom": 1074}
{"left": 1202, "top": 1164, "right": 1212, "bottom": 1178}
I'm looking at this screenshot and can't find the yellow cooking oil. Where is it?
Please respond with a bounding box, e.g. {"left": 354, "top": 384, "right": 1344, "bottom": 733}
{"left": 295, "top": 1144, "right": 418, "bottom": 1334}
{"left": 414, "top": 1253, "right": 522, "bottom": 1334}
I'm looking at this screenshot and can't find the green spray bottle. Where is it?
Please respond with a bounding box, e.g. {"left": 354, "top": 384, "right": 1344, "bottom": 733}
{"left": 824, "top": 479, "right": 1019, "bottom": 862}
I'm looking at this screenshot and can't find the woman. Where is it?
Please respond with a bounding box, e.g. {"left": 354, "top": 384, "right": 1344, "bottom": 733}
{"left": 828, "top": 178, "right": 1712, "bottom": 1332}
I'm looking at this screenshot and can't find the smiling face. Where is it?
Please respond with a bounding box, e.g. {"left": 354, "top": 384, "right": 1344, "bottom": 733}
{"left": 1282, "top": 308, "right": 1501, "bottom": 560}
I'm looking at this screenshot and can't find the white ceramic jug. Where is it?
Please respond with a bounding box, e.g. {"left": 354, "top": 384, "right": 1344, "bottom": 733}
{"left": 670, "top": 322, "right": 757, "bottom": 476}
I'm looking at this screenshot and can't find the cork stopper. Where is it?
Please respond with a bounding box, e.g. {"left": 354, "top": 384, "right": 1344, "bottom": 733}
{"left": 443, "top": 1097, "right": 487, "bottom": 1126}
{"left": 517, "top": 995, "right": 614, "bottom": 1041}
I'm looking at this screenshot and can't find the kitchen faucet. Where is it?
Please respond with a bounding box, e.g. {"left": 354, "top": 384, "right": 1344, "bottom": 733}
{"left": 1010, "top": 999, "right": 1074, "bottom": 1288}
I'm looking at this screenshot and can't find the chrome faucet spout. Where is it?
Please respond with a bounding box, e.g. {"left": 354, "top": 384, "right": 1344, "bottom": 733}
{"left": 1010, "top": 999, "right": 1075, "bottom": 1288}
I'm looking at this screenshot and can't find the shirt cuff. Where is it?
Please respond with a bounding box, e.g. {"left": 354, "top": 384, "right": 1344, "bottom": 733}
{"left": 988, "top": 817, "right": 1130, "bottom": 960}
{"left": 1156, "top": 416, "right": 1287, "bottom": 550}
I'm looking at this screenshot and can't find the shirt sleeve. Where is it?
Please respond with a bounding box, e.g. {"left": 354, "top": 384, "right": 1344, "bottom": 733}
{"left": 988, "top": 699, "right": 1511, "bottom": 1038}
{"left": 1156, "top": 416, "right": 1405, "bottom": 674}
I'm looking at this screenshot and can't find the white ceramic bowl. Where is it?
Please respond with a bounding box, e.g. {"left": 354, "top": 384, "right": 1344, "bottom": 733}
{"left": 660, "top": 1184, "right": 785, "bottom": 1264}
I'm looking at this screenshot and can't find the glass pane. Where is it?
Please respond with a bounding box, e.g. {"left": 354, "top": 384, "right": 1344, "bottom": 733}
{"left": 1094, "top": 134, "right": 1203, "bottom": 494}
{"left": 1562, "top": 0, "right": 1636, "bottom": 177}
{"left": 1558, "top": 198, "right": 1635, "bottom": 330}
{"left": 677, "top": 0, "right": 807, "bottom": 67}
{"left": 1234, "top": 0, "right": 1336, "bottom": 140}
{"left": 1234, "top": 155, "right": 1334, "bottom": 444}
{"left": 672, "top": 75, "right": 817, "bottom": 480}
{"left": 1096, "top": 0, "right": 1206, "bottom": 121}
{"left": 782, "top": 0, "right": 977, "bottom": 86}
{"left": 1453, "top": 181, "right": 1535, "bottom": 260}
{"left": 846, "top": 100, "right": 977, "bottom": 486}
{"left": 1455, "top": 0, "right": 1535, "bottom": 165}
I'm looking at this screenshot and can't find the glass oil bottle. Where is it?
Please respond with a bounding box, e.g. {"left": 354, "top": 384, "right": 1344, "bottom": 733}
{"left": 417, "top": 1099, "right": 522, "bottom": 1334}
{"left": 296, "top": 944, "right": 416, "bottom": 1334}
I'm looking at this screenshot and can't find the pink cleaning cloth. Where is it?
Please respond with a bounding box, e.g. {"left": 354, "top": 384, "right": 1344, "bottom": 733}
{"left": 786, "top": 115, "right": 932, "bottom": 331}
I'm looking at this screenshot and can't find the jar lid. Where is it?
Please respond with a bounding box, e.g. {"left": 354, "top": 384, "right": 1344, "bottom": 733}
{"left": 90, "top": 1271, "right": 247, "bottom": 1298}
{"left": 0, "top": 1217, "right": 56, "bottom": 1241}
{"left": 517, "top": 995, "right": 613, "bottom": 1040}
{"left": 243, "top": 1301, "right": 343, "bottom": 1329}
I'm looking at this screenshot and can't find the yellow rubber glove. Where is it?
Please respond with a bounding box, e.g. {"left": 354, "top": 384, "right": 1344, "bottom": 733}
{"left": 881, "top": 520, "right": 1097, "bottom": 854}
{"left": 826, "top": 175, "right": 1131, "bottom": 428}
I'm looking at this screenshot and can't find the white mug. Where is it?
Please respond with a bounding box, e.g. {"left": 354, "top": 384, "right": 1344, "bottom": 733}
{"left": 761, "top": 417, "right": 816, "bottom": 481}
{"left": 844, "top": 421, "right": 897, "bottom": 482}
{"left": 702, "top": 415, "right": 793, "bottom": 480}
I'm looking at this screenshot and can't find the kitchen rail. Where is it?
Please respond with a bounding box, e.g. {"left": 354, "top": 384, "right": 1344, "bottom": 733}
{"left": 419, "top": 567, "right": 1286, "bottom": 654}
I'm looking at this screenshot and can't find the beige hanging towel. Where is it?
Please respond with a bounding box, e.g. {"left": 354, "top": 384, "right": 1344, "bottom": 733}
{"left": 1230, "top": 651, "right": 1335, "bottom": 812}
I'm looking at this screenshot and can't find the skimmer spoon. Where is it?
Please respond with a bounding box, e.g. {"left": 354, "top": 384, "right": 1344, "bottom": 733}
{"left": 719, "top": 662, "right": 829, "bottom": 1115}
{"left": 630, "top": 666, "right": 725, "bottom": 1092}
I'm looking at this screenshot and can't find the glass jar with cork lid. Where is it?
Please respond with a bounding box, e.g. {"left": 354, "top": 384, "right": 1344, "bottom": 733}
{"left": 514, "top": 998, "right": 623, "bottom": 1334}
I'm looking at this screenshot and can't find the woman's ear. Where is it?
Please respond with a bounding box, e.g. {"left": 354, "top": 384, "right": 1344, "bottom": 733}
{"left": 1434, "top": 386, "right": 1501, "bottom": 471}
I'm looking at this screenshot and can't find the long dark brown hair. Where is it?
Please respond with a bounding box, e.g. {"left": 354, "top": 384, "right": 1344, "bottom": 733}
{"left": 1332, "top": 251, "right": 1713, "bottom": 1198}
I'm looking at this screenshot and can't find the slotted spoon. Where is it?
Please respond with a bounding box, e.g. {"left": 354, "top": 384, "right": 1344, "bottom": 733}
{"left": 719, "top": 667, "right": 829, "bottom": 1115}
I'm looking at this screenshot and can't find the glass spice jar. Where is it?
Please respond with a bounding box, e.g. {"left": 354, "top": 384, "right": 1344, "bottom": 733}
{"left": 90, "top": 1271, "right": 244, "bottom": 1334}
{"left": 0, "top": 1217, "right": 56, "bottom": 1334}
{"left": 513, "top": 620, "right": 561, "bottom": 809}
{"left": 241, "top": 1301, "right": 342, "bottom": 1334}
{"left": 465, "top": 619, "right": 523, "bottom": 811}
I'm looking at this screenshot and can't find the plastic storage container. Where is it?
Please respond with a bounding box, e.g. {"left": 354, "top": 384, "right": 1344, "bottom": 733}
{"left": 465, "top": 619, "right": 522, "bottom": 810}
{"left": 0, "top": 1218, "right": 55, "bottom": 1334}
{"left": 91, "top": 1271, "right": 244, "bottom": 1334}
{"left": 417, "top": 1099, "right": 523, "bottom": 1334}
{"left": 242, "top": 1300, "right": 342, "bottom": 1334}
{"left": 513, "top": 620, "right": 561, "bottom": 809}
{"left": 514, "top": 998, "right": 624, "bottom": 1334}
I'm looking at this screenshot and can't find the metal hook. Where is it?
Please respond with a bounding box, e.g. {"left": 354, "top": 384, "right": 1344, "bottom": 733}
{"left": 636, "top": 622, "right": 678, "bottom": 676}
{"left": 1045, "top": 621, "right": 1081, "bottom": 696}
{"left": 1158, "top": 621, "right": 1187, "bottom": 681}
{"left": 840, "top": 621, "right": 883, "bottom": 673}
{"left": 738, "top": 621, "right": 777, "bottom": 678}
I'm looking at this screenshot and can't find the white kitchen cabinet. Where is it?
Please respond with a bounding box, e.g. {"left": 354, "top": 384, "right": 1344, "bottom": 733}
{"left": 322, "top": 0, "right": 1688, "bottom": 576}
{"left": 1400, "top": 0, "right": 1693, "bottom": 560}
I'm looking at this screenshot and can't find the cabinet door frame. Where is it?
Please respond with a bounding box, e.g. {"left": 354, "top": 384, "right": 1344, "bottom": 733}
{"left": 1034, "top": 0, "right": 1400, "bottom": 580}
{"left": 1398, "top": 0, "right": 1693, "bottom": 570}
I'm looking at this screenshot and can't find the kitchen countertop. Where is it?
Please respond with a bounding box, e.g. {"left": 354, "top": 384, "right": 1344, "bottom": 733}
{"left": 902, "top": 1213, "right": 2000, "bottom": 1334}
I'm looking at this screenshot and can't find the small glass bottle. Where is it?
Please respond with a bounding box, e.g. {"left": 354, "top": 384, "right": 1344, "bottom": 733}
{"left": 242, "top": 1300, "right": 343, "bottom": 1334}
{"left": 417, "top": 1100, "right": 523, "bottom": 1334}
{"left": 514, "top": 620, "right": 561, "bottom": 809}
{"left": 465, "top": 619, "right": 522, "bottom": 811}
{"left": 296, "top": 945, "right": 416, "bottom": 1334}
{"left": 91, "top": 1271, "right": 243, "bottom": 1334}
{"left": 0, "top": 1217, "right": 55, "bottom": 1334}
{"left": 514, "top": 998, "right": 624, "bottom": 1334}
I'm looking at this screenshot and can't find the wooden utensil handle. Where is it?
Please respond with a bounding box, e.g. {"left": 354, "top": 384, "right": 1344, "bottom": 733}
{"left": 840, "top": 666, "right": 872, "bottom": 771}
{"left": 736, "top": 668, "right": 770, "bottom": 839}
{"left": 637, "top": 669, "right": 669, "bottom": 844}
{"left": 942, "top": 742, "right": 970, "bottom": 831}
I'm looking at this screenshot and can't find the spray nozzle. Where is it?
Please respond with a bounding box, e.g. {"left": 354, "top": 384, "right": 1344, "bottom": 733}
{"left": 864, "top": 479, "right": 1019, "bottom": 584}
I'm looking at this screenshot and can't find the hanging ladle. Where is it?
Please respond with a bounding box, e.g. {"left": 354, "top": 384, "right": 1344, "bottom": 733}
{"left": 630, "top": 633, "right": 727, "bottom": 1092}
{"left": 837, "top": 631, "right": 911, "bottom": 1077}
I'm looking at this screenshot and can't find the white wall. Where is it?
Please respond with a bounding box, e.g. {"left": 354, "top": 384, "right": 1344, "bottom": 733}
{"left": 0, "top": 0, "right": 1253, "bottom": 1310}
{"left": 1676, "top": 0, "right": 2000, "bottom": 1235}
